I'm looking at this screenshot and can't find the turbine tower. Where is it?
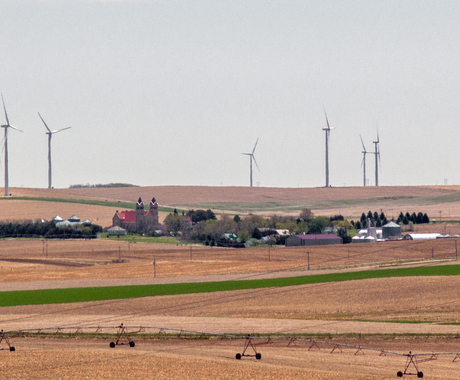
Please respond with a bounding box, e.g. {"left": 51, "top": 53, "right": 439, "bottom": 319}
{"left": 373, "top": 131, "right": 381, "bottom": 186}
{"left": 323, "top": 110, "right": 335, "bottom": 187}
{"left": 38, "top": 112, "right": 71, "bottom": 189}
{"left": 360, "top": 135, "right": 369, "bottom": 186}
{"left": 1, "top": 94, "right": 23, "bottom": 196}
{"left": 242, "top": 138, "right": 259, "bottom": 187}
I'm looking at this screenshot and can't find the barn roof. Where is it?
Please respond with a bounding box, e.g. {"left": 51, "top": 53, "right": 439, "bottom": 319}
{"left": 293, "top": 234, "right": 341, "bottom": 240}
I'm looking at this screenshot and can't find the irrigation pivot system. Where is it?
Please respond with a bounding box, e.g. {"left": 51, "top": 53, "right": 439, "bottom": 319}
{"left": 3, "top": 324, "right": 460, "bottom": 377}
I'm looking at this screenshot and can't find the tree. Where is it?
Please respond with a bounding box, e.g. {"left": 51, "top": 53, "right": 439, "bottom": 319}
{"left": 233, "top": 215, "right": 241, "bottom": 224}
{"left": 423, "top": 213, "right": 430, "bottom": 223}
{"left": 373, "top": 211, "right": 379, "bottom": 222}
{"left": 299, "top": 208, "right": 314, "bottom": 222}
{"left": 360, "top": 213, "right": 366, "bottom": 224}
{"left": 367, "top": 211, "right": 373, "bottom": 220}
{"left": 379, "top": 211, "right": 386, "bottom": 221}
{"left": 307, "top": 217, "right": 330, "bottom": 234}
{"left": 416, "top": 212, "right": 424, "bottom": 224}
{"left": 252, "top": 227, "right": 262, "bottom": 239}
{"left": 355, "top": 221, "right": 362, "bottom": 230}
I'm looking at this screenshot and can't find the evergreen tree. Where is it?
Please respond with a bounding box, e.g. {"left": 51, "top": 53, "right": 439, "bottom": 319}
{"left": 423, "top": 213, "right": 430, "bottom": 223}
{"left": 411, "top": 212, "right": 417, "bottom": 223}
{"left": 416, "top": 212, "right": 424, "bottom": 224}
{"left": 373, "top": 211, "right": 379, "bottom": 221}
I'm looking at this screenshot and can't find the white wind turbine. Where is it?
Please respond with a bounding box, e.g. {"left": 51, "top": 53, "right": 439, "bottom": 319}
{"left": 373, "top": 131, "right": 381, "bottom": 186}
{"left": 242, "top": 138, "right": 260, "bottom": 187}
{"left": 360, "top": 135, "right": 370, "bottom": 186}
{"left": 38, "top": 112, "right": 71, "bottom": 189}
{"left": 323, "top": 110, "right": 335, "bottom": 187}
{"left": 1, "top": 94, "right": 23, "bottom": 196}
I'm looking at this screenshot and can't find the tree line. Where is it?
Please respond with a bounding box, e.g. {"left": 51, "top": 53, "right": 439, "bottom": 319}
{"left": 353, "top": 210, "right": 429, "bottom": 230}
{"left": 0, "top": 221, "right": 102, "bottom": 239}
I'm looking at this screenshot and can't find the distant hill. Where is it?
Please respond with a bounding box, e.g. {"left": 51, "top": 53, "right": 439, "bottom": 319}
{"left": 4, "top": 185, "right": 460, "bottom": 222}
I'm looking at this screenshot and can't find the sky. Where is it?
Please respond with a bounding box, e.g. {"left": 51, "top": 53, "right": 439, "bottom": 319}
{"left": 1, "top": 0, "right": 459, "bottom": 190}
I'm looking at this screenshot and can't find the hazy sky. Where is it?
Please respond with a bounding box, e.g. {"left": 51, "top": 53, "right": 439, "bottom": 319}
{"left": 1, "top": 0, "right": 459, "bottom": 189}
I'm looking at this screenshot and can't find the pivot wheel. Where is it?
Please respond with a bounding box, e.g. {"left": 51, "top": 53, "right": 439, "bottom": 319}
{"left": 10, "top": 346, "right": 15, "bottom": 352}
{"left": 129, "top": 341, "right": 135, "bottom": 347}
{"left": 109, "top": 342, "right": 115, "bottom": 348}
{"left": 256, "top": 353, "right": 261, "bottom": 360}
{"left": 417, "top": 372, "right": 423, "bottom": 378}
{"left": 397, "top": 371, "right": 403, "bottom": 377}
{"left": 235, "top": 353, "right": 241, "bottom": 360}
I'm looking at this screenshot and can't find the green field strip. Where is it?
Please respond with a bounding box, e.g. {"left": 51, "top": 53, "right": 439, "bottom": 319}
{"left": 1, "top": 196, "right": 180, "bottom": 213}
{"left": 2, "top": 264, "right": 460, "bottom": 307}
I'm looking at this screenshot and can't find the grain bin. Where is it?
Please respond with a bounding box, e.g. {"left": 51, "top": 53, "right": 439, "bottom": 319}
{"left": 382, "top": 221, "right": 402, "bottom": 240}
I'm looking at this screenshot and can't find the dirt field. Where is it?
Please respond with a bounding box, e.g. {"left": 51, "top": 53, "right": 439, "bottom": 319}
{"left": 2, "top": 185, "right": 460, "bottom": 378}
{"left": 1, "top": 239, "right": 460, "bottom": 378}
{"left": 6, "top": 184, "right": 460, "bottom": 220}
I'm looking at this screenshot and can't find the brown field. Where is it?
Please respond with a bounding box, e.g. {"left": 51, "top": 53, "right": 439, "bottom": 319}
{"left": 6, "top": 184, "right": 460, "bottom": 220}
{"left": 2, "top": 185, "right": 460, "bottom": 378}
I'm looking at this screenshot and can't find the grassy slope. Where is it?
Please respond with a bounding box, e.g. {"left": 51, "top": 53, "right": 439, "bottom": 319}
{"left": 2, "top": 264, "right": 460, "bottom": 307}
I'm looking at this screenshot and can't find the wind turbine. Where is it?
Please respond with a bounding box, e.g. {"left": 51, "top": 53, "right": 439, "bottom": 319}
{"left": 38, "top": 112, "right": 71, "bottom": 189}
{"left": 373, "top": 131, "right": 381, "bottom": 186}
{"left": 242, "top": 138, "right": 259, "bottom": 187}
{"left": 1, "top": 94, "right": 23, "bottom": 196}
{"left": 323, "top": 110, "right": 335, "bottom": 187}
{"left": 360, "top": 135, "right": 370, "bottom": 186}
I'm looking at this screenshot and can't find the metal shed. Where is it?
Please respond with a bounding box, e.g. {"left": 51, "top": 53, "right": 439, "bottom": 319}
{"left": 285, "top": 234, "right": 342, "bottom": 247}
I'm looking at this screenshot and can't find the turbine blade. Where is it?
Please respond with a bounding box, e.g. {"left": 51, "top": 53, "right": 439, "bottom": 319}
{"left": 252, "top": 155, "right": 260, "bottom": 171}
{"left": 52, "top": 126, "right": 71, "bottom": 134}
{"left": 360, "top": 135, "right": 366, "bottom": 151}
{"left": 252, "top": 138, "right": 259, "bottom": 154}
{"left": 324, "top": 109, "right": 330, "bottom": 130}
{"left": 38, "top": 112, "right": 51, "bottom": 133}
{"left": 8, "top": 125, "right": 23, "bottom": 133}
{"left": 2, "top": 94, "right": 9, "bottom": 126}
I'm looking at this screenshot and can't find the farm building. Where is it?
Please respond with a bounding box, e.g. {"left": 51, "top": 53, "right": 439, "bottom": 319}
{"left": 403, "top": 233, "right": 441, "bottom": 240}
{"left": 382, "top": 221, "right": 402, "bottom": 240}
{"left": 107, "top": 226, "right": 127, "bottom": 237}
{"left": 285, "top": 234, "right": 343, "bottom": 247}
{"left": 53, "top": 215, "right": 92, "bottom": 228}
{"left": 112, "top": 197, "right": 159, "bottom": 234}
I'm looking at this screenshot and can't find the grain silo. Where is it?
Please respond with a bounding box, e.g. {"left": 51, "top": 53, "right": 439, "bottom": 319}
{"left": 382, "top": 221, "right": 402, "bottom": 240}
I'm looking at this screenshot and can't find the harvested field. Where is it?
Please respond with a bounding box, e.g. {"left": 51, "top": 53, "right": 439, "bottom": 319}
{"left": 5, "top": 336, "right": 460, "bottom": 380}
{"left": 1, "top": 238, "right": 460, "bottom": 283}
{"left": 5, "top": 184, "right": 460, "bottom": 220}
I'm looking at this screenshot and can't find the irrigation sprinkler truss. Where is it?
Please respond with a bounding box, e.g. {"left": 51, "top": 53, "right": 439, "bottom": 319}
{"left": 2, "top": 324, "right": 460, "bottom": 377}
{"left": 235, "top": 334, "right": 272, "bottom": 360}
{"left": 0, "top": 329, "right": 15, "bottom": 351}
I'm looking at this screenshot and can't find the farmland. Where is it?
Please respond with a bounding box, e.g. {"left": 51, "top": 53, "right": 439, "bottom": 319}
{"left": 2, "top": 185, "right": 460, "bottom": 378}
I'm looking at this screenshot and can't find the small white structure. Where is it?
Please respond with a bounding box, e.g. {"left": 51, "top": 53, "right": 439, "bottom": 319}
{"left": 352, "top": 227, "right": 382, "bottom": 243}
{"left": 107, "top": 226, "right": 127, "bottom": 236}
